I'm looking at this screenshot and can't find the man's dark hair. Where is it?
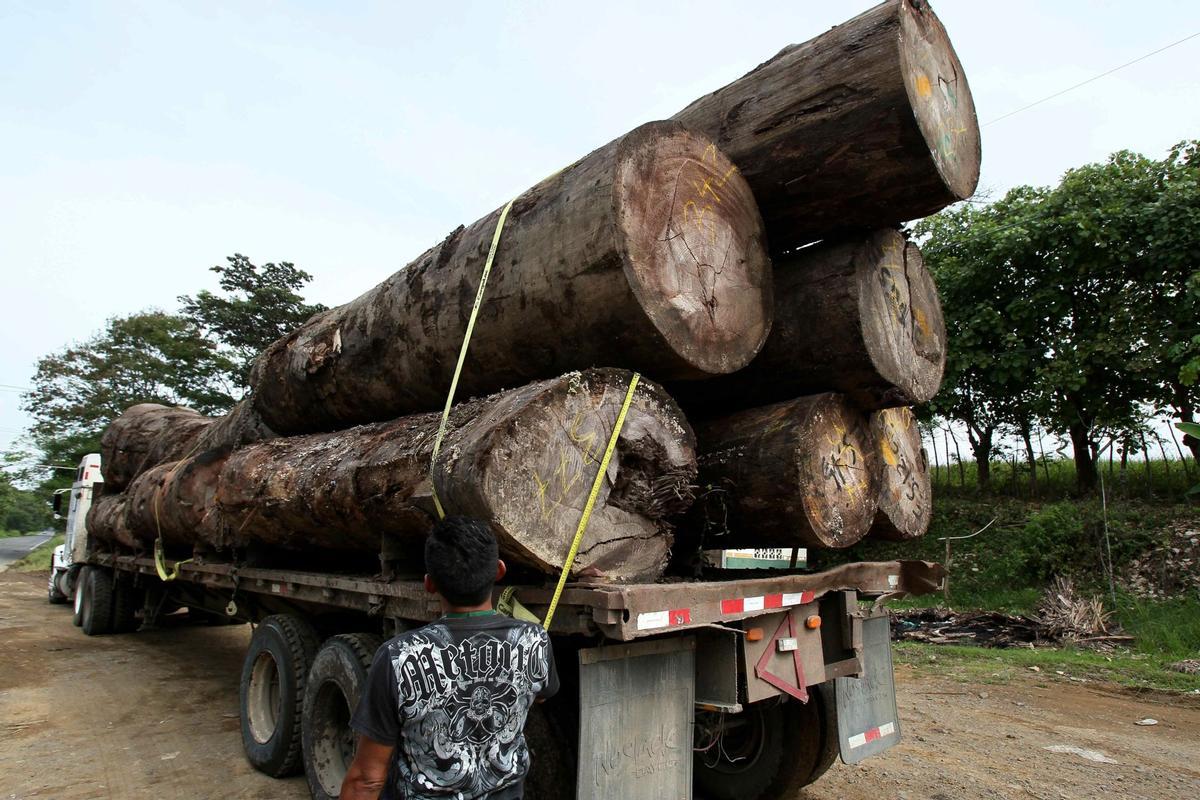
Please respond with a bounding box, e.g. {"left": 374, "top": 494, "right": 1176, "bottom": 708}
{"left": 425, "top": 516, "right": 500, "bottom": 606}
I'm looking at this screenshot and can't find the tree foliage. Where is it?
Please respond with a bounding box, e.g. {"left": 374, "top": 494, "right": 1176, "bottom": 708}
{"left": 179, "top": 254, "right": 326, "bottom": 390}
{"left": 17, "top": 254, "right": 323, "bottom": 478}
{"left": 917, "top": 140, "right": 1200, "bottom": 492}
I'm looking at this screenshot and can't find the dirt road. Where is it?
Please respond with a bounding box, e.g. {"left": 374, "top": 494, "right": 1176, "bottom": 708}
{"left": 1, "top": 570, "right": 1197, "bottom": 799}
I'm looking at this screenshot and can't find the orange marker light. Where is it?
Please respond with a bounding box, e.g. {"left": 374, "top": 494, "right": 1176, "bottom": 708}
{"left": 805, "top": 615, "right": 822, "bottom": 630}
{"left": 746, "top": 627, "right": 764, "bottom": 642}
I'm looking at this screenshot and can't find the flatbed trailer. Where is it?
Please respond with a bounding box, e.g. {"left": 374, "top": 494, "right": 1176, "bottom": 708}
{"left": 53, "top": 456, "right": 945, "bottom": 799}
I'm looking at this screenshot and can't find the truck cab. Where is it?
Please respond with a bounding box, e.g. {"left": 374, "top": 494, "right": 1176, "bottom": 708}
{"left": 47, "top": 453, "right": 103, "bottom": 604}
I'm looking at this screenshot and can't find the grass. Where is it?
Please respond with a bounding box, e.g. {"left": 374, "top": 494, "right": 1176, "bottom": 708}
{"left": 6, "top": 533, "right": 63, "bottom": 572}
{"left": 894, "top": 641, "right": 1200, "bottom": 694}
{"left": 930, "top": 454, "right": 1198, "bottom": 500}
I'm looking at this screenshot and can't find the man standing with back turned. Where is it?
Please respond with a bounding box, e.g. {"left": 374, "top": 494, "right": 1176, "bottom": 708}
{"left": 341, "top": 516, "right": 559, "bottom": 800}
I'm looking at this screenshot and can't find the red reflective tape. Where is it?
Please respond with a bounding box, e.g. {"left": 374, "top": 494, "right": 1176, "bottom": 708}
{"left": 721, "top": 598, "right": 743, "bottom": 614}
{"left": 865, "top": 727, "right": 881, "bottom": 743}
{"left": 670, "top": 608, "right": 691, "bottom": 626}
{"left": 764, "top": 593, "right": 783, "bottom": 609}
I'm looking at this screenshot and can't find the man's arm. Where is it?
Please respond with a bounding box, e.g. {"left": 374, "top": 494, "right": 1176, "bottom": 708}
{"left": 340, "top": 736, "right": 394, "bottom": 800}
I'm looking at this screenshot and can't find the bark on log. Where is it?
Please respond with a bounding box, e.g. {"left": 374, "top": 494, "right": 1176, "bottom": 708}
{"left": 694, "top": 394, "right": 877, "bottom": 549}
{"left": 123, "top": 452, "right": 226, "bottom": 550}
{"left": 674, "top": 0, "right": 980, "bottom": 252}
{"left": 249, "top": 120, "right": 772, "bottom": 434}
{"left": 869, "top": 407, "right": 933, "bottom": 541}
{"left": 673, "top": 230, "right": 945, "bottom": 412}
{"left": 99, "top": 404, "right": 212, "bottom": 492}
{"left": 98, "top": 370, "right": 696, "bottom": 583}
{"left": 85, "top": 493, "right": 138, "bottom": 550}
{"left": 192, "top": 398, "right": 276, "bottom": 453}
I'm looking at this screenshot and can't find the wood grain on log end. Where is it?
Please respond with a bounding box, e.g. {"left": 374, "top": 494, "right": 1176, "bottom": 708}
{"left": 900, "top": 0, "right": 981, "bottom": 202}
{"left": 869, "top": 407, "right": 933, "bottom": 541}
{"left": 696, "top": 393, "right": 877, "bottom": 549}
{"left": 615, "top": 122, "right": 772, "bottom": 377}
{"left": 437, "top": 369, "right": 697, "bottom": 583}
{"left": 856, "top": 231, "right": 946, "bottom": 406}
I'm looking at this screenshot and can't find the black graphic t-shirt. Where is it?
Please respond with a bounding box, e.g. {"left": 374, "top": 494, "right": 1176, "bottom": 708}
{"left": 351, "top": 613, "right": 559, "bottom": 800}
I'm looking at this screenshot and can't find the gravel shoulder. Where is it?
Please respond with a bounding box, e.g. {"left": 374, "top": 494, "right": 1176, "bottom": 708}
{"left": 1, "top": 570, "right": 1197, "bottom": 799}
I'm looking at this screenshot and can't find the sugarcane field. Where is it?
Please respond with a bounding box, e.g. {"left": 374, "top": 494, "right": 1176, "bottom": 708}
{"left": 2, "top": 2, "right": 1198, "bottom": 799}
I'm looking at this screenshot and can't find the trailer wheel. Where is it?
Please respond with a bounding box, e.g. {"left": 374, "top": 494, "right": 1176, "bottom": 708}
{"left": 111, "top": 575, "right": 143, "bottom": 633}
{"left": 240, "top": 614, "right": 320, "bottom": 777}
{"left": 72, "top": 568, "right": 88, "bottom": 626}
{"left": 80, "top": 567, "right": 115, "bottom": 636}
{"left": 694, "top": 690, "right": 836, "bottom": 800}
{"left": 301, "top": 632, "right": 383, "bottom": 800}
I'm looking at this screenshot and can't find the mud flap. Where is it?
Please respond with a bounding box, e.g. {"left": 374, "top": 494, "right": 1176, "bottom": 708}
{"left": 835, "top": 615, "right": 900, "bottom": 764}
{"left": 576, "top": 637, "right": 694, "bottom": 800}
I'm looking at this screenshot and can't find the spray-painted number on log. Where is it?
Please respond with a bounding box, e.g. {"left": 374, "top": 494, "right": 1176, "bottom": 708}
{"left": 822, "top": 424, "right": 865, "bottom": 500}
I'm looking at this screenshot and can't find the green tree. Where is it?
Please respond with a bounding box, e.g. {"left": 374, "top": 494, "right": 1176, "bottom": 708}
{"left": 21, "top": 311, "right": 236, "bottom": 470}
{"left": 179, "top": 254, "right": 326, "bottom": 390}
{"left": 917, "top": 187, "right": 1050, "bottom": 490}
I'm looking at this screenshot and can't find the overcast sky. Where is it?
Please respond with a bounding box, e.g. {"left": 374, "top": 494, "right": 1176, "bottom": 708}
{"left": 2, "top": 0, "right": 1197, "bottom": 455}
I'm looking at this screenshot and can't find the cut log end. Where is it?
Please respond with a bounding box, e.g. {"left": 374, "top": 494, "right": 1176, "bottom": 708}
{"left": 793, "top": 395, "right": 877, "bottom": 548}
{"left": 870, "top": 407, "right": 933, "bottom": 541}
{"left": 858, "top": 231, "right": 947, "bottom": 405}
{"left": 472, "top": 370, "right": 697, "bottom": 583}
{"left": 616, "top": 122, "right": 772, "bottom": 377}
{"left": 900, "top": 0, "right": 981, "bottom": 201}
{"left": 696, "top": 394, "right": 876, "bottom": 550}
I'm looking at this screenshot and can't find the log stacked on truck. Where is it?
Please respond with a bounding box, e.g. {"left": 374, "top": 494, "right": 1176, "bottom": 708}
{"left": 88, "top": 0, "right": 977, "bottom": 576}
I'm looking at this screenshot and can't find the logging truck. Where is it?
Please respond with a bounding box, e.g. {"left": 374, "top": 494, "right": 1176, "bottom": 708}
{"left": 51, "top": 452, "right": 943, "bottom": 800}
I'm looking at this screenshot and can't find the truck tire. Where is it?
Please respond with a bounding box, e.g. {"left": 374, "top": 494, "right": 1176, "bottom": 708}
{"left": 112, "top": 575, "right": 143, "bottom": 633}
{"left": 301, "top": 632, "right": 383, "bottom": 800}
{"left": 694, "top": 691, "right": 836, "bottom": 800}
{"left": 48, "top": 572, "right": 68, "bottom": 604}
{"left": 80, "top": 567, "right": 115, "bottom": 636}
{"left": 240, "top": 614, "right": 321, "bottom": 778}
{"left": 72, "top": 568, "right": 88, "bottom": 627}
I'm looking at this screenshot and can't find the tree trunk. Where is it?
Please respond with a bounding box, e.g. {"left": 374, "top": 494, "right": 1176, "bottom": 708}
{"left": 967, "top": 425, "right": 993, "bottom": 491}
{"left": 249, "top": 121, "right": 772, "bottom": 434}
{"left": 869, "top": 407, "right": 932, "bottom": 541}
{"left": 99, "top": 403, "right": 212, "bottom": 492}
{"left": 84, "top": 493, "right": 137, "bottom": 550}
{"left": 693, "top": 394, "right": 877, "bottom": 549}
{"left": 673, "top": 0, "right": 980, "bottom": 253}
{"left": 671, "top": 230, "right": 945, "bottom": 412}
{"left": 1020, "top": 423, "right": 1038, "bottom": 496}
{"left": 1069, "top": 423, "right": 1098, "bottom": 493}
{"left": 101, "top": 370, "right": 697, "bottom": 583}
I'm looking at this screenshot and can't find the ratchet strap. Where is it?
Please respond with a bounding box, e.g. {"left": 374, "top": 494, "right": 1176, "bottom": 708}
{"left": 430, "top": 199, "right": 515, "bottom": 519}
{"left": 152, "top": 443, "right": 199, "bottom": 582}
{"left": 541, "top": 373, "right": 640, "bottom": 631}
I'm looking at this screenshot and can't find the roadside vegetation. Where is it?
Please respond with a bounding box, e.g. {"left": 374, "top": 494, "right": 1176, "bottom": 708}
{"left": 6, "top": 533, "right": 63, "bottom": 572}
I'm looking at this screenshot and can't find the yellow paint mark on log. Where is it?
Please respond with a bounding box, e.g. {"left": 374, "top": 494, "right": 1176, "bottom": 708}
{"left": 915, "top": 74, "right": 932, "bottom": 98}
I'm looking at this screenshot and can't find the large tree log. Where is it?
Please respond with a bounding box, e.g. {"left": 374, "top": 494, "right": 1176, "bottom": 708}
{"left": 249, "top": 121, "right": 772, "bottom": 434}
{"left": 85, "top": 493, "right": 138, "bottom": 550}
{"left": 99, "top": 404, "right": 212, "bottom": 492}
{"left": 673, "top": 229, "right": 945, "bottom": 412}
{"left": 694, "top": 394, "right": 877, "bottom": 549}
{"left": 673, "top": 0, "right": 980, "bottom": 252}
{"left": 869, "top": 407, "right": 932, "bottom": 541}
{"left": 123, "top": 452, "right": 226, "bottom": 550}
{"left": 99, "top": 370, "right": 696, "bottom": 583}
{"left": 192, "top": 398, "right": 276, "bottom": 453}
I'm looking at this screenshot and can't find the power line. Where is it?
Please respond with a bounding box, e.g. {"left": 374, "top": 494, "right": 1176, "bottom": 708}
{"left": 984, "top": 30, "right": 1200, "bottom": 126}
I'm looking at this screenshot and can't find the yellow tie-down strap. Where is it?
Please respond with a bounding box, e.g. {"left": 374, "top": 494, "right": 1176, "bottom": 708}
{"left": 541, "top": 373, "right": 640, "bottom": 631}
{"left": 430, "top": 199, "right": 514, "bottom": 520}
